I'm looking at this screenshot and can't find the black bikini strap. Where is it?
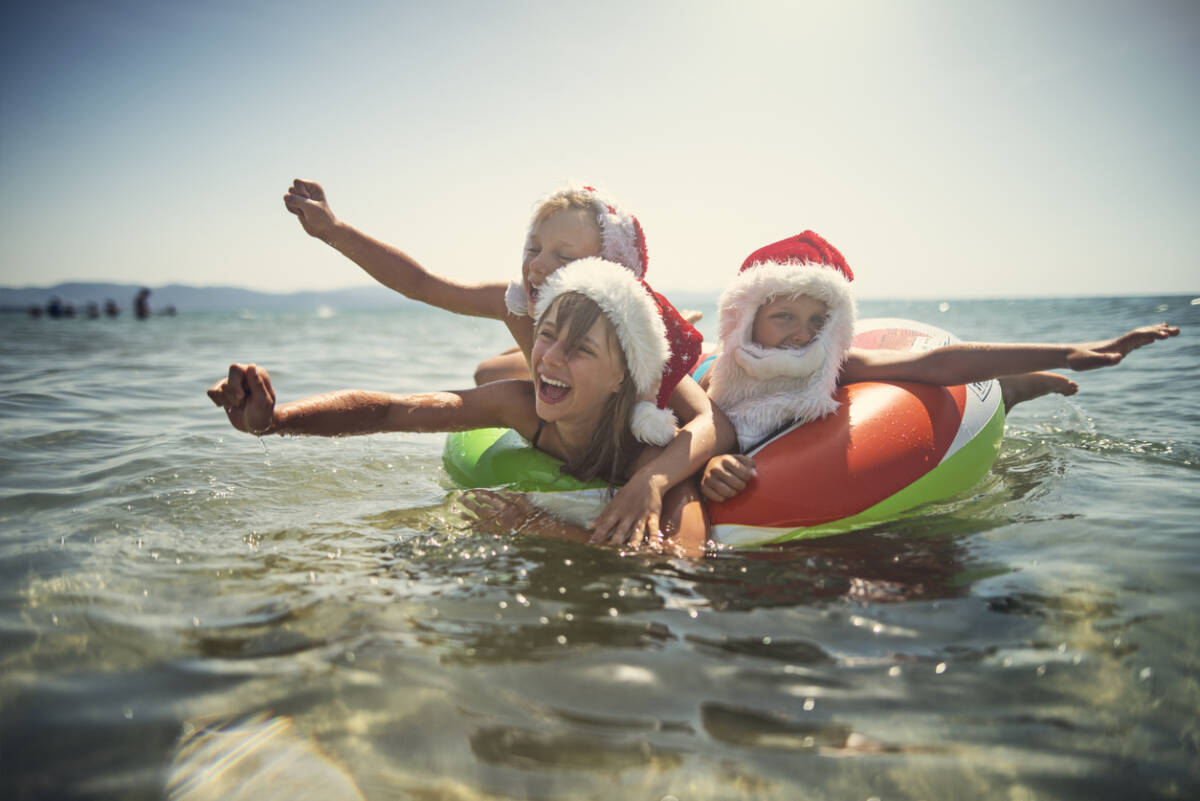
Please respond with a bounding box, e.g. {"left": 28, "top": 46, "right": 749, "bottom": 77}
{"left": 530, "top": 418, "right": 546, "bottom": 448}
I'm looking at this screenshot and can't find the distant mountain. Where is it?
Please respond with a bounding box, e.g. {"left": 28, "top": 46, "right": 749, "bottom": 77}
{"left": 0, "top": 282, "right": 416, "bottom": 313}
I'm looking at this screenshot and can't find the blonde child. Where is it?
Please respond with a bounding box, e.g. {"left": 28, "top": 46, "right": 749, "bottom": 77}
{"left": 283, "top": 180, "right": 734, "bottom": 544}
{"left": 697, "top": 232, "right": 1179, "bottom": 502}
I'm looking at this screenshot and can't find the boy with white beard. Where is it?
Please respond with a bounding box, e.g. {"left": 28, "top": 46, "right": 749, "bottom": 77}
{"left": 696, "top": 232, "right": 1179, "bottom": 502}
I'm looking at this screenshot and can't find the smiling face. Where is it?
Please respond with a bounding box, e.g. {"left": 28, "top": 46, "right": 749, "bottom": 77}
{"left": 530, "top": 295, "right": 627, "bottom": 430}
{"left": 522, "top": 208, "right": 603, "bottom": 309}
{"left": 750, "top": 294, "right": 830, "bottom": 349}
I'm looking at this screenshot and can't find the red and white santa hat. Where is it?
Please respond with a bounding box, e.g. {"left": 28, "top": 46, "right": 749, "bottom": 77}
{"left": 506, "top": 185, "right": 648, "bottom": 317}
{"left": 707, "top": 231, "right": 858, "bottom": 451}
{"left": 532, "top": 257, "right": 701, "bottom": 446}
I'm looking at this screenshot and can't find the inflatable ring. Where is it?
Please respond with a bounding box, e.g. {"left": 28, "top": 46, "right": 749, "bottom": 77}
{"left": 443, "top": 318, "right": 1005, "bottom": 547}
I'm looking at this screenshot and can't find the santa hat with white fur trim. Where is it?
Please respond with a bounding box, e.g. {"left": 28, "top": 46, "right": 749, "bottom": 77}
{"left": 707, "top": 231, "right": 857, "bottom": 452}
{"left": 532, "top": 257, "right": 701, "bottom": 446}
{"left": 506, "top": 185, "right": 648, "bottom": 317}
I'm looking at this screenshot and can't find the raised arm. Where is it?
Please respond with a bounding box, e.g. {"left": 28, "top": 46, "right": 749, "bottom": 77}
{"left": 588, "top": 374, "right": 736, "bottom": 546}
{"left": 841, "top": 323, "right": 1179, "bottom": 386}
{"left": 284, "top": 179, "right": 509, "bottom": 319}
{"left": 207, "top": 363, "right": 537, "bottom": 438}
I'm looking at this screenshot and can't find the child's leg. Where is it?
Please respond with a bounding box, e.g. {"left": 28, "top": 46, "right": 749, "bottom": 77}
{"left": 474, "top": 348, "right": 529, "bottom": 385}
{"left": 1000, "top": 372, "right": 1078, "bottom": 412}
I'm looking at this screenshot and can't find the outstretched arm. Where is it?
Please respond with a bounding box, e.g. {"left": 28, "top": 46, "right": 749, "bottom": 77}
{"left": 588, "top": 375, "right": 736, "bottom": 547}
{"left": 284, "top": 179, "right": 509, "bottom": 319}
{"left": 207, "top": 363, "right": 537, "bottom": 437}
{"left": 842, "top": 323, "right": 1179, "bottom": 386}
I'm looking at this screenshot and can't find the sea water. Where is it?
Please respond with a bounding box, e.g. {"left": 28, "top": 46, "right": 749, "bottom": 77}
{"left": 1, "top": 296, "right": 1197, "bottom": 800}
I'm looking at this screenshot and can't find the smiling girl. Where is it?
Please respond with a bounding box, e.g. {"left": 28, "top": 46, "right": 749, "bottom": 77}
{"left": 282, "top": 180, "right": 733, "bottom": 544}
{"left": 208, "top": 258, "right": 710, "bottom": 555}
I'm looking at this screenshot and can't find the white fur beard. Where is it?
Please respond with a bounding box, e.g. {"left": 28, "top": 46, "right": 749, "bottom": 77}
{"left": 709, "top": 340, "right": 844, "bottom": 452}
{"left": 721, "top": 376, "right": 841, "bottom": 452}
{"left": 732, "top": 341, "right": 825, "bottom": 381}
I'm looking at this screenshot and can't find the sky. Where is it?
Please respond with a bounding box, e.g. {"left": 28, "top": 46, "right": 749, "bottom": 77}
{"left": 1, "top": 0, "right": 1197, "bottom": 299}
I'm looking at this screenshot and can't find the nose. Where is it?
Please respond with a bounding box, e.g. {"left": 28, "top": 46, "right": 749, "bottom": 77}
{"left": 788, "top": 324, "right": 817, "bottom": 347}
{"left": 542, "top": 339, "right": 567, "bottom": 366}
{"left": 527, "top": 253, "right": 555, "bottom": 286}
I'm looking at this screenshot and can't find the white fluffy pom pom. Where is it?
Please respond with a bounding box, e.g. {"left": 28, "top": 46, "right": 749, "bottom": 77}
{"left": 631, "top": 401, "right": 678, "bottom": 446}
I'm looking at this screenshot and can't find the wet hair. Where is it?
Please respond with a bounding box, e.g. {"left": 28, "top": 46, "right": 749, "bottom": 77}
{"left": 536, "top": 292, "right": 639, "bottom": 488}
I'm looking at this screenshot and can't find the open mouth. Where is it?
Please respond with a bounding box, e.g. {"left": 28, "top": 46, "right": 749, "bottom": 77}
{"left": 537, "top": 374, "right": 571, "bottom": 404}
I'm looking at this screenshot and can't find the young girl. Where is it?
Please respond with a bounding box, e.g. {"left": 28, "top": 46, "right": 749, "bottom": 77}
{"left": 208, "top": 258, "right": 710, "bottom": 556}
{"left": 697, "top": 232, "right": 1180, "bottom": 501}
{"left": 283, "top": 180, "right": 733, "bottom": 544}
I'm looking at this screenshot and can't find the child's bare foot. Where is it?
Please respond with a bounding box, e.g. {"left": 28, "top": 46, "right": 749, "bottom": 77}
{"left": 1000, "top": 371, "right": 1078, "bottom": 412}
{"left": 1068, "top": 323, "right": 1180, "bottom": 371}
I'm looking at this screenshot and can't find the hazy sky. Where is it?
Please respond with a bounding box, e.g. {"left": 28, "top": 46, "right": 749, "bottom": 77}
{"left": 2, "top": 0, "right": 1196, "bottom": 299}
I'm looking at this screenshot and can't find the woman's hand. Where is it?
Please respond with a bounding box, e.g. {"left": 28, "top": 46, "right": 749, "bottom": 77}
{"left": 283, "top": 179, "right": 338, "bottom": 240}
{"left": 588, "top": 472, "right": 669, "bottom": 549}
{"left": 458, "top": 489, "right": 540, "bottom": 534}
{"left": 207, "top": 363, "right": 277, "bottom": 434}
{"left": 700, "top": 454, "right": 756, "bottom": 502}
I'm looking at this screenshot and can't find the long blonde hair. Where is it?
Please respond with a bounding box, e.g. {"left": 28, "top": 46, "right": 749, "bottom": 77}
{"left": 538, "top": 292, "right": 639, "bottom": 487}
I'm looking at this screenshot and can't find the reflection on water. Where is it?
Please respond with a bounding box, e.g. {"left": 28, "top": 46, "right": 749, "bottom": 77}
{"left": 167, "top": 713, "right": 365, "bottom": 801}
{"left": 2, "top": 301, "right": 1199, "bottom": 800}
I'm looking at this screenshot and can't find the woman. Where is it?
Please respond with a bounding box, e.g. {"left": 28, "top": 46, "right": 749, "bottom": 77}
{"left": 208, "top": 258, "right": 710, "bottom": 555}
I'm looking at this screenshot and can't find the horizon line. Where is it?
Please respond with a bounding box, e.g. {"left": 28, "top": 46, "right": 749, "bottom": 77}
{"left": 3, "top": 280, "right": 1197, "bottom": 304}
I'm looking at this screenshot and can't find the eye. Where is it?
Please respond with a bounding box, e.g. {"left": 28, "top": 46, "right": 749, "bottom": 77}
{"left": 812, "top": 315, "right": 828, "bottom": 330}
{"left": 537, "top": 327, "right": 554, "bottom": 340}
{"left": 555, "top": 251, "right": 573, "bottom": 263}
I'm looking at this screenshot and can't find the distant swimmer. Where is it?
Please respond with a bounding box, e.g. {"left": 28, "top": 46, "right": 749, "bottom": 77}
{"left": 135, "top": 288, "right": 151, "bottom": 320}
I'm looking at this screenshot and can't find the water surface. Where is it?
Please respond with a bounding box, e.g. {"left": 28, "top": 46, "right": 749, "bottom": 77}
{"left": 2, "top": 297, "right": 1197, "bottom": 800}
